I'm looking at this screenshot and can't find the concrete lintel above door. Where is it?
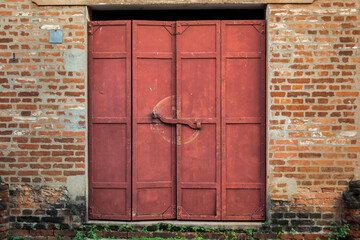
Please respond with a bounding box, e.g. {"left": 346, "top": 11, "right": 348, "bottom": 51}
{"left": 33, "top": 0, "right": 314, "bottom": 7}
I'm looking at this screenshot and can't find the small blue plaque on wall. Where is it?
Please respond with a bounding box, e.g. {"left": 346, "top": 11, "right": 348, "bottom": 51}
{"left": 49, "top": 30, "right": 63, "bottom": 44}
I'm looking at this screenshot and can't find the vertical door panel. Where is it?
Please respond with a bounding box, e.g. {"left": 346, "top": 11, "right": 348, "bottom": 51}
{"left": 225, "top": 58, "right": 264, "bottom": 118}
{"left": 92, "top": 125, "right": 127, "bottom": 183}
{"left": 181, "top": 125, "right": 216, "bottom": 183}
{"left": 92, "top": 59, "right": 127, "bottom": 118}
{"left": 226, "top": 125, "right": 262, "bottom": 183}
{"left": 176, "top": 21, "right": 221, "bottom": 220}
{"left": 221, "top": 20, "right": 266, "bottom": 221}
{"left": 89, "top": 21, "right": 131, "bottom": 220}
{"left": 181, "top": 59, "right": 217, "bottom": 118}
{"left": 132, "top": 21, "right": 176, "bottom": 220}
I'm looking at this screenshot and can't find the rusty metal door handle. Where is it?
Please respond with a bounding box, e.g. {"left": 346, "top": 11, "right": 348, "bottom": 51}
{"left": 152, "top": 111, "right": 201, "bottom": 130}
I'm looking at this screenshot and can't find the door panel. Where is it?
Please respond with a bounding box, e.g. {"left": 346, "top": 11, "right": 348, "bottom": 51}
{"left": 176, "top": 21, "right": 221, "bottom": 220}
{"left": 225, "top": 189, "right": 263, "bottom": 216}
{"left": 226, "top": 125, "right": 262, "bottom": 183}
{"left": 136, "top": 59, "right": 174, "bottom": 117}
{"left": 181, "top": 125, "right": 216, "bottom": 183}
{"left": 92, "top": 124, "right": 127, "bottom": 183}
{"left": 92, "top": 189, "right": 127, "bottom": 217}
{"left": 89, "top": 21, "right": 131, "bottom": 220}
{"left": 92, "top": 59, "right": 127, "bottom": 118}
{"left": 221, "top": 20, "right": 266, "bottom": 221}
{"left": 136, "top": 125, "right": 173, "bottom": 182}
{"left": 181, "top": 59, "right": 217, "bottom": 118}
{"left": 225, "top": 58, "right": 264, "bottom": 118}
{"left": 182, "top": 189, "right": 217, "bottom": 216}
{"left": 132, "top": 21, "right": 176, "bottom": 220}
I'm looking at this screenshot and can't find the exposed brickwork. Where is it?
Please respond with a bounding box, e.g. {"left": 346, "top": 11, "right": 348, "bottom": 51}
{"left": 343, "top": 181, "right": 360, "bottom": 239}
{"left": 0, "top": 178, "right": 10, "bottom": 240}
{"left": 9, "top": 184, "right": 85, "bottom": 230}
{"left": 268, "top": 0, "right": 360, "bottom": 233}
{"left": 0, "top": 230, "right": 335, "bottom": 240}
{"left": 0, "top": 0, "right": 359, "bottom": 237}
{"left": 0, "top": 0, "right": 87, "bottom": 231}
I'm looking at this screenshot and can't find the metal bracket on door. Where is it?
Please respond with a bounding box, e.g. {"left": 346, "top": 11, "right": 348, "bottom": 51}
{"left": 175, "top": 25, "right": 190, "bottom": 35}
{"left": 252, "top": 24, "right": 265, "bottom": 35}
{"left": 88, "top": 22, "right": 101, "bottom": 35}
{"left": 152, "top": 110, "right": 201, "bottom": 130}
{"left": 89, "top": 206, "right": 101, "bottom": 219}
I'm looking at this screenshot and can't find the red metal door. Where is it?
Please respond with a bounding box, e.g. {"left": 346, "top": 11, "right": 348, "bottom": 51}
{"left": 176, "top": 21, "right": 221, "bottom": 220}
{"left": 221, "top": 20, "right": 266, "bottom": 220}
{"left": 132, "top": 21, "right": 177, "bottom": 220}
{"left": 89, "top": 20, "right": 266, "bottom": 221}
{"left": 88, "top": 21, "right": 132, "bottom": 220}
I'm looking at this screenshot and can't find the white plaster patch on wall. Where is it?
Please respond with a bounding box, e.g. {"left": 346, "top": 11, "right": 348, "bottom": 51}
{"left": 269, "top": 23, "right": 287, "bottom": 29}
{"left": 14, "top": 77, "right": 37, "bottom": 84}
{"left": 16, "top": 11, "right": 33, "bottom": 16}
{"left": 299, "top": 139, "right": 320, "bottom": 145}
{"left": 9, "top": 110, "right": 19, "bottom": 116}
{"left": 312, "top": 132, "right": 322, "bottom": 138}
{"left": 64, "top": 49, "right": 86, "bottom": 72}
{"left": 274, "top": 12, "right": 286, "bottom": 16}
{"left": 339, "top": 131, "right": 357, "bottom": 138}
{"left": 268, "top": 117, "right": 290, "bottom": 140}
{"left": 65, "top": 175, "right": 86, "bottom": 201}
{"left": 14, "top": 117, "right": 37, "bottom": 122}
{"left": 314, "top": 9, "right": 337, "bottom": 15}
{"left": 13, "top": 130, "right": 33, "bottom": 136}
{"left": 270, "top": 177, "right": 298, "bottom": 200}
{"left": 59, "top": 109, "right": 86, "bottom": 131}
{"left": 66, "top": 105, "right": 85, "bottom": 110}
{"left": 40, "top": 25, "right": 61, "bottom": 30}
{"left": 339, "top": 8, "right": 357, "bottom": 15}
{"left": 326, "top": 139, "right": 349, "bottom": 145}
{"left": 285, "top": 178, "right": 297, "bottom": 198}
{"left": 31, "top": 110, "right": 43, "bottom": 116}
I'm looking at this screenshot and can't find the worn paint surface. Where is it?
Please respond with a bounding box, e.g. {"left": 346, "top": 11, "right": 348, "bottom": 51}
{"left": 89, "top": 20, "right": 265, "bottom": 221}
{"left": 221, "top": 20, "right": 266, "bottom": 220}
{"left": 88, "top": 21, "right": 132, "bottom": 220}
{"left": 132, "top": 20, "right": 177, "bottom": 220}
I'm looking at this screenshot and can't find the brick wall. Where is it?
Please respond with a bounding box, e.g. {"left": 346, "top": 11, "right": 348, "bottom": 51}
{"left": 0, "top": 178, "right": 9, "bottom": 239}
{"left": 343, "top": 181, "right": 360, "bottom": 238}
{"left": 0, "top": 0, "right": 359, "bottom": 237}
{"left": 0, "top": 0, "right": 87, "bottom": 230}
{"left": 267, "top": 0, "right": 360, "bottom": 233}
